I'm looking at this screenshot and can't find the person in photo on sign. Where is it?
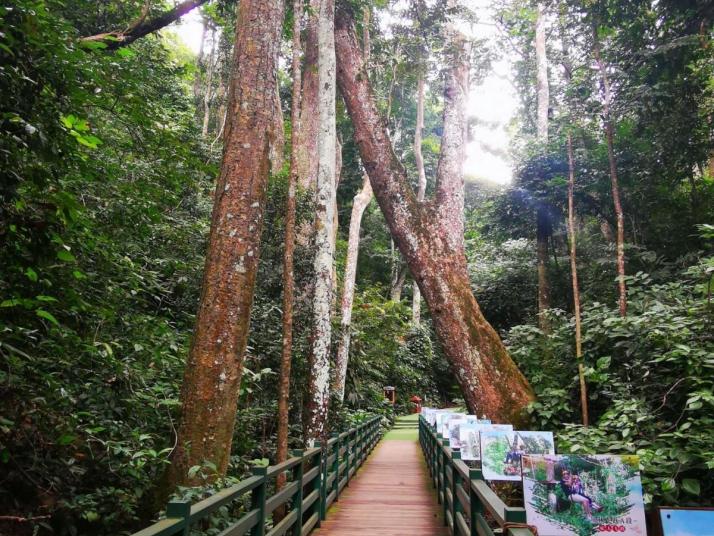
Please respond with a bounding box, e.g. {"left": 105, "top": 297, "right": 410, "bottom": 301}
{"left": 560, "top": 470, "right": 603, "bottom": 521}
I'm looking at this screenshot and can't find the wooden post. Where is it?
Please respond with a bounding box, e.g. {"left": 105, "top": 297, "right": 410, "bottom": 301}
{"left": 452, "top": 450, "right": 462, "bottom": 526}
{"left": 291, "top": 449, "right": 304, "bottom": 536}
{"left": 333, "top": 432, "right": 340, "bottom": 501}
{"left": 315, "top": 440, "right": 326, "bottom": 523}
{"left": 442, "top": 438, "right": 450, "bottom": 524}
{"left": 250, "top": 466, "right": 268, "bottom": 536}
{"left": 469, "top": 468, "right": 483, "bottom": 536}
{"left": 166, "top": 500, "right": 191, "bottom": 536}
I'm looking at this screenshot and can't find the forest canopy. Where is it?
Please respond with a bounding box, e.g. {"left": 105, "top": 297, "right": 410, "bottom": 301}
{"left": 0, "top": 0, "right": 712, "bottom": 534}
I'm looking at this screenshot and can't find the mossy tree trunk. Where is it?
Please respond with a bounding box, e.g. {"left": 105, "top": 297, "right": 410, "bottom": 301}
{"left": 164, "top": 0, "right": 285, "bottom": 490}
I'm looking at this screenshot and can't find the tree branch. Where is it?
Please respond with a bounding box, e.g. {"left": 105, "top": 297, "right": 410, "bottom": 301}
{"left": 81, "top": 0, "right": 211, "bottom": 50}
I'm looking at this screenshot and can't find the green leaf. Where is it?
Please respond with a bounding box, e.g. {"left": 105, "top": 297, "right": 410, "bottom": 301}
{"left": 681, "top": 479, "right": 700, "bottom": 495}
{"left": 36, "top": 309, "right": 60, "bottom": 326}
{"left": 25, "top": 267, "right": 38, "bottom": 282}
{"left": 35, "top": 295, "right": 58, "bottom": 302}
{"left": 57, "top": 250, "right": 76, "bottom": 262}
{"left": 661, "top": 478, "right": 677, "bottom": 492}
{"left": 57, "top": 433, "right": 76, "bottom": 446}
{"left": 1, "top": 299, "right": 22, "bottom": 308}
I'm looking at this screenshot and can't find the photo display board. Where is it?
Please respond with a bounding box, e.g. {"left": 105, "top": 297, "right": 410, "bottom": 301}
{"left": 522, "top": 454, "right": 647, "bottom": 535}
{"left": 480, "top": 431, "right": 554, "bottom": 481}
{"left": 459, "top": 423, "right": 513, "bottom": 461}
{"left": 659, "top": 507, "right": 714, "bottom": 536}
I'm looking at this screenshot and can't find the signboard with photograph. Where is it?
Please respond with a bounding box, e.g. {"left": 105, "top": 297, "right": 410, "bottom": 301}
{"left": 522, "top": 454, "right": 647, "bottom": 535}
{"left": 447, "top": 417, "right": 466, "bottom": 449}
{"left": 480, "top": 431, "right": 554, "bottom": 481}
{"left": 459, "top": 423, "right": 513, "bottom": 461}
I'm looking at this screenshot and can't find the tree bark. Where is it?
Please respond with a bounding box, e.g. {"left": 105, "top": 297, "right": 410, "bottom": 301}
{"left": 82, "top": 0, "right": 211, "bottom": 50}
{"left": 593, "top": 24, "right": 627, "bottom": 317}
{"left": 276, "top": 0, "right": 303, "bottom": 492}
{"left": 295, "top": 0, "right": 321, "bottom": 192}
{"left": 305, "top": 0, "right": 337, "bottom": 444}
{"left": 412, "top": 73, "right": 427, "bottom": 326}
{"left": 333, "top": 173, "right": 373, "bottom": 401}
{"left": 164, "top": 0, "right": 284, "bottom": 490}
{"left": 335, "top": 8, "right": 535, "bottom": 424}
{"left": 535, "top": 2, "right": 551, "bottom": 333}
{"left": 390, "top": 263, "right": 407, "bottom": 302}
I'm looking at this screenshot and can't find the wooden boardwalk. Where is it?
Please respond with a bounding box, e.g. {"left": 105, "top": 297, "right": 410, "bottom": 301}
{"left": 315, "top": 421, "right": 447, "bottom": 536}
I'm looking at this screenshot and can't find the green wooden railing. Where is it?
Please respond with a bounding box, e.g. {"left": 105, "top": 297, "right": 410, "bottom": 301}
{"left": 419, "top": 416, "right": 533, "bottom": 536}
{"left": 132, "top": 416, "right": 382, "bottom": 536}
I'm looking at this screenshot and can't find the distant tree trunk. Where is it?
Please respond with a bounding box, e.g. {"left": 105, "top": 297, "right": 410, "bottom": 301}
{"left": 164, "top": 0, "right": 284, "bottom": 491}
{"left": 276, "top": 0, "right": 303, "bottom": 492}
{"left": 331, "top": 138, "right": 342, "bottom": 311}
{"left": 305, "top": 0, "right": 337, "bottom": 443}
{"left": 592, "top": 23, "right": 627, "bottom": 317}
{"left": 333, "top": 173, "right": 373, "bottom": 401}
{"left": 390, "top": 264, "right": 407, "bottom": 302}
{"left": 201, "top": 26, "right": 216, "bottom": 138}
{"left": 335, "top": 8, "right": 535, "bottom": 423}
{"left": 561, "top": 18, "right": 589, "bottom": 426}
{"left": 193, "top": 17, "right": 208, "bottom": 101}
{"left": 566, "top": 133, "right": 589, "bottom": 426}
{"left": 271, "top": 83, "right": 286, "bottom": 172}
{"left": 535, "top": 1, "right": 551, "bottom": 332}
{"left": 412, "top": 74, "right": 426, "bottom": 325}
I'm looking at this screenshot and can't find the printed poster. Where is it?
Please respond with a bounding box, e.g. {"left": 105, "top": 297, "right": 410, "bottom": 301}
{"left": 459, "top": 423, "right": 513, "bottom": 461}
{"left": 522, "top": 454, "right": 647, "bottom": 535}
{"left": 480, "top": 431, "right": 555, "bottom": 481}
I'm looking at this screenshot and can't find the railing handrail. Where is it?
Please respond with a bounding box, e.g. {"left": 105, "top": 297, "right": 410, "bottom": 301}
{"left": 131, "top": 415, "right": 382, "bottom": 536}
{"left": 418, "top": 415, "right": 533, "bottom": 536}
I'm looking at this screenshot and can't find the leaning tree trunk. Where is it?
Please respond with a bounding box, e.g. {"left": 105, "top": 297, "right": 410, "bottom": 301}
{"left": 412, "top": 73, "right": 427, "bottom": 326}
{"left": 305, "top": 0, "right": 337, "bottom": 443}
{"left": 335, "top": 8, "right": 534, "bottom": 424}
{"left": 333, "top": 173, "right": 373, "bottom": 401}
{"left": 164, "top": 0, "right": 285, "bottom": 491}
{"left": 593, "top": 23, "right": 627, "bottom": 317}
{"left": 535, "top": 1, "right": 552, "bottom": 332}
{"left": 276, "top": 0, "right": 304, "bottom": 490}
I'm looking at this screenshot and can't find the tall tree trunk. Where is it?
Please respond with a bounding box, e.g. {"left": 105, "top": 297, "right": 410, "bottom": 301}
{"left": 296, "top": 0, "right": 321, "bottom": 192}
{"left": 592, "top": 24, "right": 627, "bottom": 317}
{"left": 333, "top": 173, "right": 372, "bottom": 401}
{"left": 201, "top": 26, "right": 216, "bottom": 138}
{"left": 335, "top": 8, "right": 534, "bottom": 424}
{"left": 561, "top": 12, "right": 589, "bottom": 426}
{"left": 305, "top": 0, "right": 337, "bottom": 443}
{"left": 164, "top": 0, "right": 284, "bottom": 491}
{"left": 412, "top": 74, "right": 426, "bottom": 326}
{"left": 535, "top": 1, "right": 551, "bottom": 332}
{"left": 193, "top": 16, "right": 208, "bottom": 101}
{"left": 271, "top": 83, "right": 286, "bottom": 172}
{"left": 276, "top": 0, "right": 303, "bottom": 491}
{"left": 566, "top": 132, "right": 589, "bottom": 426}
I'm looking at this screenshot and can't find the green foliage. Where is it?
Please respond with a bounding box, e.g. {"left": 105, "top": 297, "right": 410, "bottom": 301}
{"left": 508, "top": 257, "right": 714, "bottom": 506}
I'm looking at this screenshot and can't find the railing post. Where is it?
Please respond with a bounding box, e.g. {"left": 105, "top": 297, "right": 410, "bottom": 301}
{"left": 166, "top": 499, "right": 190, "bottom": 536}
{"left": 291, "top": 449, "right": 304, "bottom": 536}
{"left": 442, "top": 439, "right": 450, "bottom": 526}
{"left": 469, "top": 468, "right": 483, "bottom": 536}
{"left": 315, "top": 440, "right": 326, "bottom": 523}
{"left": 332, "top": 432, "right": 340, "bottom": 501}
{"left": 250, "top": 466, "right": 268, "bottom": 536}
{"left": 452, "top": 450, "right": 463, "bottom": 528}
{"left": 344, "top": 429, "right": 351, "bottom": 487}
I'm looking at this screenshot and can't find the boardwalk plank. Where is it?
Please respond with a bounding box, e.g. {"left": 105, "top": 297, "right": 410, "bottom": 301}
{"left": 314, "top": 437, "right": 448, "bottom": 535}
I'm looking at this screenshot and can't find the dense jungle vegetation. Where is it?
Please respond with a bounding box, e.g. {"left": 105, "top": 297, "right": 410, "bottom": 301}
{"left": 0, "top": 0, "right": 712, "bottom": 534}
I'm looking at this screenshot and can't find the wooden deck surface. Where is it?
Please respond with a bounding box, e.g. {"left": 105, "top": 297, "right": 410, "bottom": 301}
{"left": 314, "top": 435, "right": 447, "bottom": 535}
